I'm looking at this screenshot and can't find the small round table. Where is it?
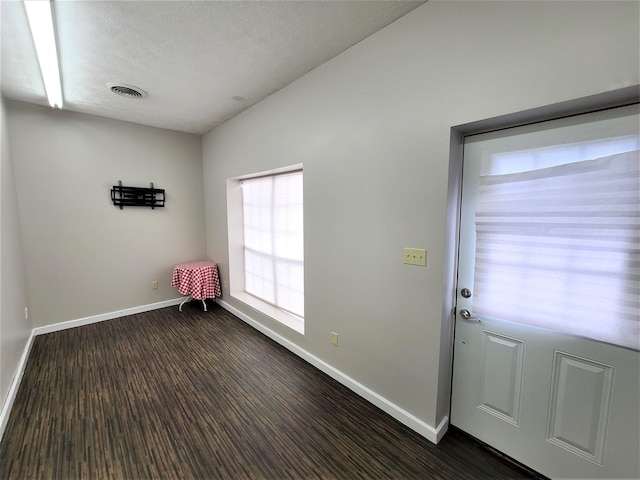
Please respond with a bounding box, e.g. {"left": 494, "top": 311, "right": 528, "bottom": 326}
{"left": 171, "top": 261, "right": 221, "bottom": 311}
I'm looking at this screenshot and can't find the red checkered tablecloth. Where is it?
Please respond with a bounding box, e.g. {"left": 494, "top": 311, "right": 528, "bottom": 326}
{"left": 171, "top": 261, "right": 221, "bottom": 300}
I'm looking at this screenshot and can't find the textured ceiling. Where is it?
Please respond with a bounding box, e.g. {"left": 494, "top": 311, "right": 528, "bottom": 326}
{"left": 1, "top": 0, "right": 425, "bottom": 135}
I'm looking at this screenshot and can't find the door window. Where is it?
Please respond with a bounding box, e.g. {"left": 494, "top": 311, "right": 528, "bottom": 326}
{"left": 472, "top": 140, "right": 639, "bottom": 349}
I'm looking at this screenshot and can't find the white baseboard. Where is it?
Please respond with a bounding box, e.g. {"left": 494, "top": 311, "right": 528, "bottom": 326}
{"left": 217, "top": 299, "right": 448, "bottom": 444}
{"left": 0, "top": 330, "right": 35, "bottom": 442}
{"left": 32, "top": 298, "right": 185, "bottom": 336}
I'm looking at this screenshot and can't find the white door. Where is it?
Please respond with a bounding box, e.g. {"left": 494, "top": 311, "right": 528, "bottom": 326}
{"left": 450, "top": 104, "right": 640, "bottom": 479}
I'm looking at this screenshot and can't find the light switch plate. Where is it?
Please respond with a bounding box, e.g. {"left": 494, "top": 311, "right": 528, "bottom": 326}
{"left": 403, "top": 247, "right": 427, "bottom": 267}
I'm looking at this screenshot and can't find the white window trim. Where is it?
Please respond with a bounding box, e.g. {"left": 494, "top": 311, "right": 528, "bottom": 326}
{"left": 226, "top": 164, "right": 304, "bottom": 334}
{"left": 230, "top": 291, "right": 304, "bottom": 334}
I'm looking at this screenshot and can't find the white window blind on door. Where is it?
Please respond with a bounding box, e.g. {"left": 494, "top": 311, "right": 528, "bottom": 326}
{"left": 242, "top": 170, "right": 304, "bottom": 318}
{"left": 473, "top": 142, "right": 639, "bottom": 350}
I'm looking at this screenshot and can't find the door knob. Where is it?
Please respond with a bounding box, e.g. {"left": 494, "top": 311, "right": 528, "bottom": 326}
{"left": 459, "top": 309, "right": 481, "bottom": 322}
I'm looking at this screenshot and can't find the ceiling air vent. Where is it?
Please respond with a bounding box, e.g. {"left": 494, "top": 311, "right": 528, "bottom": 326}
{"left": 107, "top": 83, "right": 146, "bottom": 98}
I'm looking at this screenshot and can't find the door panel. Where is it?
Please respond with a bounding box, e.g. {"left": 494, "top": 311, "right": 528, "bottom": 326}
{"left": 478, "top": 331, "right": 524, "bottom": 424}
{"left": 546, "top": 351, "right": 614, "bottom": 465}
{"left": 450, "top": 104, "right": 640, "bottom": 479}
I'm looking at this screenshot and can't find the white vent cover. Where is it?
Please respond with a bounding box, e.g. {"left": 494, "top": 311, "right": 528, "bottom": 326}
{"left": 107, "top": 83, "right": 146, "bottom": 98}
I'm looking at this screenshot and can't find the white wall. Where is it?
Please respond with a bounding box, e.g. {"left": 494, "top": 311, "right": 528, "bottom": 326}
{"left": 0, "top": 93, "right": 31, "bottom": 420}
{"left": 7, "top": 102, "right": 206, "bottom": 328}
{"left": 203, "top": 0, "right": 639, "bottom": 436}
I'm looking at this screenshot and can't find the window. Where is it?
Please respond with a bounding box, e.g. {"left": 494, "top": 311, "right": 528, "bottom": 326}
{"left": 227, "top": 166, "right": 304, "bottom": 333}
{"left": 468, "top": 106, "right": 639, "bottom": 349}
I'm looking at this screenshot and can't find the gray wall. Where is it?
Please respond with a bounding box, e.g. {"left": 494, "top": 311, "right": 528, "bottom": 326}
{"left": 202, "top": 1, "right": 639, "bottom": 434}
{"left": 7, "top": 103, "right": 206, "bottom": 328}
{"left": 0, "top": 93, "right": 31, "bottom": 416}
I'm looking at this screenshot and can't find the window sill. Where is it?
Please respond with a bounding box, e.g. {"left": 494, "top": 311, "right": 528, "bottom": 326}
{"left": 231, "top": 292, "right": 304, "bottom": 335}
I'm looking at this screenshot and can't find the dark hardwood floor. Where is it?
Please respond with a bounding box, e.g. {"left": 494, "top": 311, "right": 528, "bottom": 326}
{"left": 0, "top": 302, "right": 540, "bottom": 479}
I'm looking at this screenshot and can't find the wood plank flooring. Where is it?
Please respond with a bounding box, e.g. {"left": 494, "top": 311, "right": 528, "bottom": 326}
{"left": 0, "top": 303, "right": 541, "bottom": 479}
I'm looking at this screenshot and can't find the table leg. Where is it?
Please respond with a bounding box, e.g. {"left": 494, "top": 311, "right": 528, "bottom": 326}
{"left": 202, "top": 300, "right": 207, "bottom": 312}
{"left": 179, "top": 295, "right": 192, "bottom": 312}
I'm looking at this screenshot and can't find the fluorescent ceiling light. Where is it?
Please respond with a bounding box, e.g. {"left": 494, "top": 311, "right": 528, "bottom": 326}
{"left": 24, "top": 0, "right": 63, "bottom": 108}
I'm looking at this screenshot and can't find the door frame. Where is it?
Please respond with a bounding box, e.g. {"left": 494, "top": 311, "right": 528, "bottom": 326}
{"left": 441, "top": 85, "right": 640, "bottom": 431}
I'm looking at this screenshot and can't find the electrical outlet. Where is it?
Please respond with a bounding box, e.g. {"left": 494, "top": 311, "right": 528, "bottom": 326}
{"left": 24, "top": 307, "right": 28, "bottom": 320}
{"left": 223, "top": 279, "right": 229, "bottom": 290}
{"left": 152, "top": 280, "right": 158, "bottom": 290}
{"left": 331, "top": 332, "right": 339, "bottom": 347}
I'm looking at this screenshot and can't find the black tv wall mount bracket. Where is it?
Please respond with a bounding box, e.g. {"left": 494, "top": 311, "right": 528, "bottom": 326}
{"left": 111, "top": 181, "right": 165, "bottom": 209}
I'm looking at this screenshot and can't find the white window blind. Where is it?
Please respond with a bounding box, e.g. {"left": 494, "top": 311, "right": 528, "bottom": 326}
{"left": 473, "top": 144, "right": 639, "bottom": 351}
{"left": 241, "top": 170, "right": 304, "bottom": 318}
